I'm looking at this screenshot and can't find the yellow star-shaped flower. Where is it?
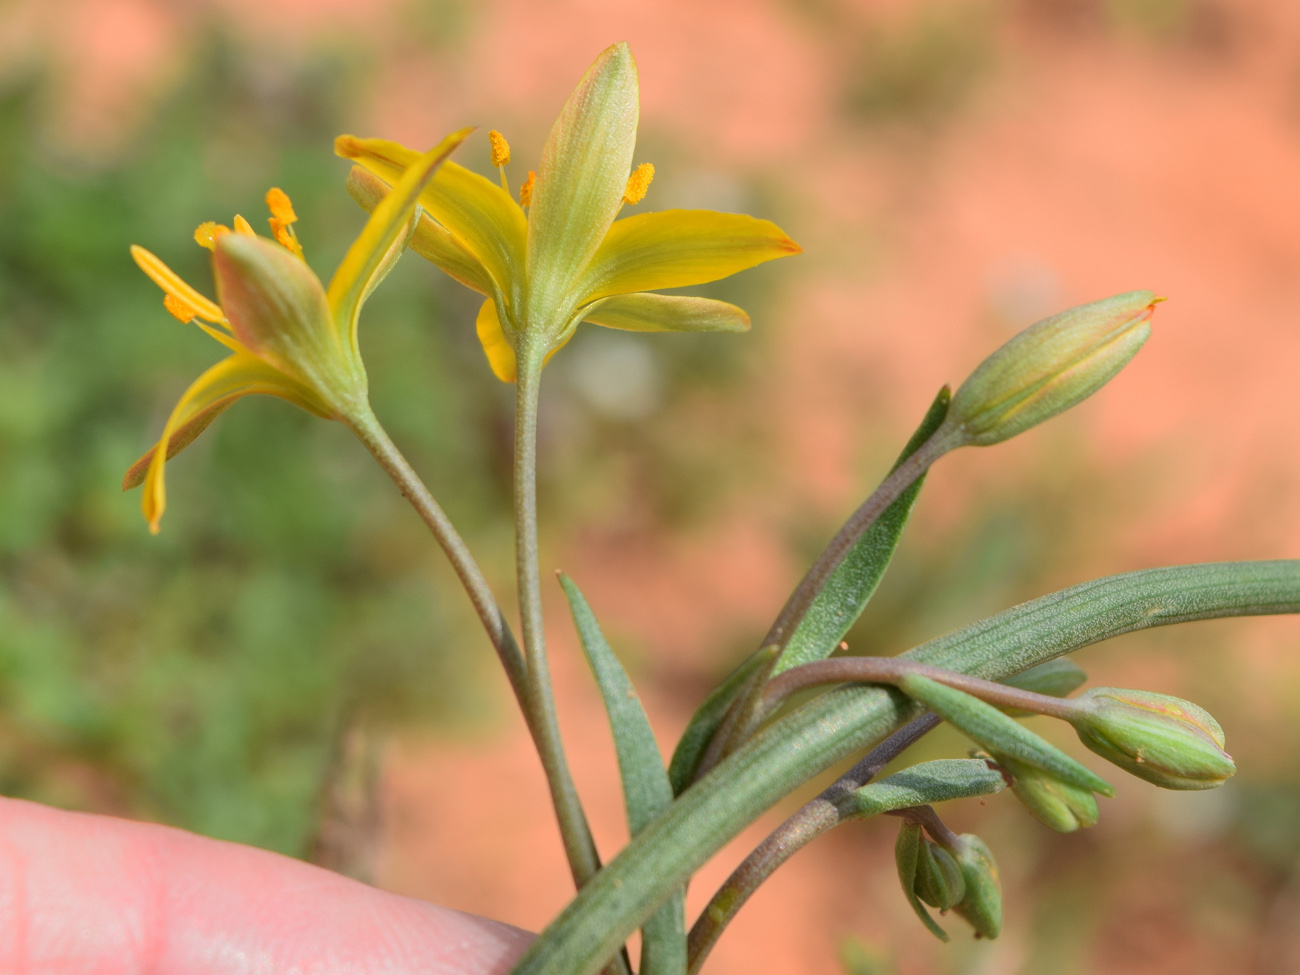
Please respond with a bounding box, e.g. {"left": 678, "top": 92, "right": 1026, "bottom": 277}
{"left": 336, "top": 42, "right": 801, "bottom": 382}
{"left": 125, "top": 128, "right": 472, "bottom": 532}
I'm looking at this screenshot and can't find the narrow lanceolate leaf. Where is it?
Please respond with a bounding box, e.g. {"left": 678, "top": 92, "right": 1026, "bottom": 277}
{"left": 560, "top": 574, "right": 685, "bottom": 975}
{"left": 898, "top": 673, "right": 1113, "bottom": 797}
{"left": 837, "top": 759, "right": 1006, "bottom": 820}
{"left": 667, "top": 645, "right": 779, "bottom": 797}
{"left": 511, "top": 561, "right": 1300, "bottom": 975}
{"left": 774, "top": 387, "right": 951, "bottom": 675}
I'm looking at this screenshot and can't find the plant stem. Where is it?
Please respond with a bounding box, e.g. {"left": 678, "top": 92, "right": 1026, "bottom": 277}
{"left": 761, "top": 421, "right": 966, "bottom": 652}
{"left": 761, "top": 658, "right": 1085, "bottom": 721}
{"left": 346, "top": 404, "right": 525, "bottom": 699}
{"left": 508, "top": 561, "right": 1300, "bottom": 975}
{"left": 686, "top": 715, "right": 939, "bottom": 973}
{"left": 513, "top": 345, "right": 604, "bottom": 889}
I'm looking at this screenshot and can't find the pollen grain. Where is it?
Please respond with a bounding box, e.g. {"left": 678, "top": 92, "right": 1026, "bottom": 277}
{"left": 623, "top": 163, "right": 654, "bottom": 205}
{"left": 488, "top": 130, "right": 511, "bottom": 168}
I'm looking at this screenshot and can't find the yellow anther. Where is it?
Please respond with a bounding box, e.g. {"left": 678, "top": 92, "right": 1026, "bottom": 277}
{"left": 622, "top": 162, "right": 654, "bottom": 205}
{"left": 269, "top": 218, "right": 304, "bottom": 257}
{"left": 266, "top": 187, "right": 297, "bottom": 224}
{"left": 193, "top": 221, "right": 232, "bottom": 251}
{"left": 488, "top": 130, "right": 511, "bottom": 168}
{"left": 233, "top": 214, "right": 256, "bottom": 236}
{"left": 519, "top": 170, "right": 536, "bottom": 208}
{"left": 164, "top": 293, "right": 199, "bottom": 322}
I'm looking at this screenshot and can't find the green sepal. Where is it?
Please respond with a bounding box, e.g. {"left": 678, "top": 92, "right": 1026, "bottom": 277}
{"left": 950, "top": 834, "right": 1002, "bottom": 939}
{"left": 898, "top": 673, "right": 1114, "bottom": 797}
{"left": 774, "top": 386, "right": 951, "bottom": 675}
{"left": 835, "top": 759, "right": 1005, "bottom": 820}
{"left": 560, "top": 574, "right": 685, "bottom": 975}
{"left": 667, "top": 645, "right": 779, "bottom": 797}
{"left": 894, "top": 821, "right": 949, "bottom": 942}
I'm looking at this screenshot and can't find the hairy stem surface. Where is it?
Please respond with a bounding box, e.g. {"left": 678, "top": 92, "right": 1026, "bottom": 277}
{"left": 513, "top": 347, "right": 604, "bottom": 890}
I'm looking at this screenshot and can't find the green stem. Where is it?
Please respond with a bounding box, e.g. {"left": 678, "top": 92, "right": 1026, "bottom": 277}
{"left": 508, "top": 561, "right": 1300, "bottom": 975}
{"left": 513, "top": 346, "right": 604, "bottom": 890}
{"left": 346, "top": 404, "right": 525, "bottom": 699}
{"left": 761, "top": 658, "right": 1084, "bottom": 721}
{"left": 686, "top": 715, "right": 939, "bottom": 973}
{"left": 761, "top": 421, "right": 966, "bottom": 652}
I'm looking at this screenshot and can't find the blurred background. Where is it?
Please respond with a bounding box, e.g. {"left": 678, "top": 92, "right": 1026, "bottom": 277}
{"left": 1, "top": 0, "right": 1299, "bottom": 971}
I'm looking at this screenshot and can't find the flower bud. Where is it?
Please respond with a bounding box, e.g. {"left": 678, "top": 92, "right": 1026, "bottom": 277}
{"left": 915, "top": 838, "right": 966, "bottom": 910}
{"left": 1000, "top": 756, "right": 1100, "bottom": 832}
{"left": 951, "top": 834, "right": 1002, "bottom": 939}
{"left": 949, "top": 291, "right": 1159, "bottom": 446}
{"left": 1068, "top": 687, "right": 1235, "bottom": 790}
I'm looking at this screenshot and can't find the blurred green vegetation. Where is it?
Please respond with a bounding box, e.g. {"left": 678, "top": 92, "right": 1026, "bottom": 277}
{"left": 0, "top": 37, "right": 525, "bottom": 855}
{"left": 0, "top": 28, "right": 781, "bottom": 860}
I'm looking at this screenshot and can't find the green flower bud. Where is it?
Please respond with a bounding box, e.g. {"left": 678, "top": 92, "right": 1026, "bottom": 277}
{"left": 1068, "top": 687, "right": 1235, "bottom": 790}
{"left": 950, "top": 834, "right": 1002, "bottom": 940}
{"left": 1001, "top": 755, "right": 1100, "bottom": 832}
{"left": 915, "top": 839, "right": 966, "bottom": 910}
{"left": 949, "top": 291, "right": 1159, "bottom": 446}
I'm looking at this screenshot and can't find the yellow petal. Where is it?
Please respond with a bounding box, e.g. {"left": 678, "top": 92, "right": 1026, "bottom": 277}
{"left": 526, "top": 42, "right": 639, "bottom": 322}
{"left": 476, "top": 299, "right": 518, "bottom": 383}
{"left": 344, "top": 165, "right": 497, "bottom": 299}
{"left": 327, "top": 127, "right": 474, "bottom": 351}
{"left": 130, "top": 245, "right": 224, "bottom": 323}
{"left": 582, "top": 292, "right": 751, "bottom": 333}
{"left": 125, "top": 353, "right": 332, "bottom": 532}
{"left": 579, "top": 209, "right": 801, "bottom": 302}
{"left": 336, "top": 135, "right": 526, "bottom": 305}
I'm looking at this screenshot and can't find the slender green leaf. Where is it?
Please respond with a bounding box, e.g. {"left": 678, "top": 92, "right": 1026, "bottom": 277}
{"left": 897, "top": 674, "right": 1112, "bottom": 795}
{"left": 667, "top": 645, "right": 779, "bottom": 797}
{"left": 775, "top": 387, "right": 950, "bottom": 675}
{"left": 513, "top": 561, "right": 1300, "bottom": 975}
{"left": 560, "top": 574, "right": 684, "bottom": 975}
{"left": 837, "top": 759, "right": 1006, "bottom": 819}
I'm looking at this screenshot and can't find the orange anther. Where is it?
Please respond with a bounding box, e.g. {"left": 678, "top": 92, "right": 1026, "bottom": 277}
{"left": 164, "top": 293, "right": 199, "bottom": 322}
{"left": 519, "top": 170, "right": 536, "bottom": 208}
{"left": 488, "top": 130, "right": 511, "bottom": 168}
{"left": 266, "top": 187, "right": 297, "bottom": 224}
{"left": 193, "top": 221, "right": 232, "bottom": 251}
{"left": 623, "top": 163, "right": 654, "bottom": 205}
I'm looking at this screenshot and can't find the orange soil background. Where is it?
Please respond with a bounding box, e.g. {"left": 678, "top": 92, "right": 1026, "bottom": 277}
{"left": 14, "top": 0, "right": 1300, "bottom": 972}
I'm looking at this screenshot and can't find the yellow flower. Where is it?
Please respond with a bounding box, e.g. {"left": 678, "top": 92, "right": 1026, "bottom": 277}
{"left": 124, "top": 128, "right": 473, "bottom": 533}
{"left": 335, "top": 42, "right": 801, "bottom": 382}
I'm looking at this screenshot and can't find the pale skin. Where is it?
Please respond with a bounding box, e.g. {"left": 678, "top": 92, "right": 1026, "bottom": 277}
{"left": 0, "top": 798, "right": 531, "bottom": 974}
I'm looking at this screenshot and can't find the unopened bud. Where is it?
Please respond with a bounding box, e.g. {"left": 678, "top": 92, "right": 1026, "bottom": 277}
{"left": 949, "top": 291, "right": 1159, "bottom": 446}
{"left": 1068, "top": 687, "right": 1235, "bottom": 790}
{"left": 951, "top": 834, "right": 1002, "bottom": 940}
{"left": 1001, "top": 756, "right": 1099, "bottom": 832}
{"left": 915, "top": 838, "right": 966, "bottom": 910}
